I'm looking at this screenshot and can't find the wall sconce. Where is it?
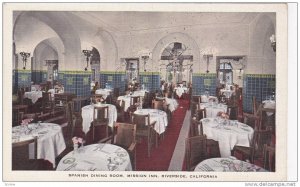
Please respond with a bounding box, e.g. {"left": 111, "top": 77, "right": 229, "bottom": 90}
{"left": 82, "top": 49, "right": 93, "bottom": 71}
{"left": 141, "top": 55, "right": 149, "bottom": 72}
{"left": 270, "top": 34, "right": 276, "bottom": 52}
{"left": 19, "top": 52, "right": 30, "bottom": 70}
{"left": 203, "top": 54, "right": 213, "bottom": 73}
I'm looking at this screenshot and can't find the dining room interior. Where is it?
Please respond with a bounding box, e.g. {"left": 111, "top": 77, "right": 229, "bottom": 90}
{"left": 10, "top": 11, "right": 277, "bottom": 172}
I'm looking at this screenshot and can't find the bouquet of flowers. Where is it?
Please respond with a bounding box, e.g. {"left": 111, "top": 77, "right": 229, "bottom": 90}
{"left": 21, "top": 118, "right": 33, "bottom": 126}
{"left": 72, "top": 137, "right": 84, "bottom": 152}
{"left": 217, "top": 112, "right": 229, "bottom": 120}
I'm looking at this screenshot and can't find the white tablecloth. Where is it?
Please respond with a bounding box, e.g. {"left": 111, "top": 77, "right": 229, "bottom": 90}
{"left": 24, "top": 91, "right": 43, "bottom": 103}
{"left": 133, "top": 90, "right": 148, "bottom": 97}
{"left": 200, "top": 118, "right": 254, "bottom": 157}
{"left": 95, "top": 89, "right": 112, "bottom": 99}
{"left": 31, "top": 85, "right": 41, "bottom": 91}
{"left": 199, "top": 103, "right": 227, "bottom": 118}
{"left": 200, "top": 95, "right": 218, "bottom": 103}
{"left": 117, "top": 95, "right": 132, "bottom": 112}
{"left": 164, "top": 97, "right": 179, "bottom": 112}
{"left": 81, "top": 104, "right": 117, "bottom": 134}
{"left": 56, "top": 143, "right": 132, "bottom": 171}
{"left": 12, "top": 123, "right": 66, "bottom": 168}
{"left": 134, "top": 109, "right": 168, "bottom": 135}
{"left": 194, "top": 157, "right": 267, "bottom": 172}
{"left": 263, "top": 100, "right": 276, "bottom": 116}
{"left": 174, "top": 87, "right": 188, "bottom": 98}
{"left": 220, "top": 89, "right": 234, "bottom": 98}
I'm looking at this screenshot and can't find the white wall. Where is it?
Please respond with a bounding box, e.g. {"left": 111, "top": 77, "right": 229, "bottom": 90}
{"left": 247, "top": 13, "right": 276, "bottom": 74}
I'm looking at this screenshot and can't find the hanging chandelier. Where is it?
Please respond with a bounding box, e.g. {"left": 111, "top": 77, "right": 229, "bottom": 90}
{"left": 19, "top": 52, "right": 30, "bottom": 70}
{"left": 82, "top": 49, "right": 93, "bottom": 71}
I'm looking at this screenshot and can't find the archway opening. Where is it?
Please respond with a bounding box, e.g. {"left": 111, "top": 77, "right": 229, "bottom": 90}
{"left": 160, "top": 42, "right": 193, "bottom": 86}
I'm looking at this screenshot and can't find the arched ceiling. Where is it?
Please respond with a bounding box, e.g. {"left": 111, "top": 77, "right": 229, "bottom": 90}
{"left": 72, "top": 12, "right": 259, "bottom": 33}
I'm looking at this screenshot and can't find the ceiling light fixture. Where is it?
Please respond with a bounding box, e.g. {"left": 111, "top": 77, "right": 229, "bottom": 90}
{"left": 19, "top": 52, "right": 30, "bottom": 70}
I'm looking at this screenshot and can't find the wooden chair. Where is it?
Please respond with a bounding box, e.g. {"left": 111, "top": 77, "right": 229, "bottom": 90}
{"left": 259, "top": 108, "right": 276, "bottom": 130}
{"left": 41, "top": 92, "right": 53, "bottom": 114}
{"left": 232, "top": 127, "right": 272, "bottom": 163}
{"left": 190, "top": 118, "right": 200, "bottom": 137}
{"left": 198, "top": 119, "right": 221, "bottom": 158}
{"left": 91, "top": 105, "right": 109, "bottom": 142}
{"left": 127, "top": 96, "right": 141, "bottom": 116}
{"left": 63, "top": 101, "right": 78, "bottom": 146}
{"left": 116, "top": 99, "right": 126, "bottom": 122}
{"left": 243, "top": 113, "right": 260, "bottom": 130}
{"left": 227, "top": 105, "right": 238, "bottom": 120}
{"left": 12, "top": 137, "right": 53, "bottom": 170}
{"left": 185, "top": 135, "right": 208, "bottom": 171}
{"left": 252, "top": 96, "right": 260, "bottom": 115}
{"left": 190, "top": 101, "right": 199, "bottom": 118}
{"left": 131, "top": 113, "right": 156, "bottom": 157}
{"left": 191, "top": 95, "right": 201, "bottom": 103}
{"left": 195, "top": 108, "right": 207, "bottom": 121}
{"left": 262, "top": 144, "right": 275, "bottom": 172}
{"left": 112, "top": 122, "right": 137, "bottom": 170}
{"left": 91, "top": 94, "right": 105, "bottom": 104}
{"left": 130, "top": 96, "right": 141, "bottom": 106}
{"left": 152, "top": 99, "right": 164, "bottom": 111}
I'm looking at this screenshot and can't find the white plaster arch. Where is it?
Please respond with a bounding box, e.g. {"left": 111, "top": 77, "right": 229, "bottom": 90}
{"left": 33, "top": 38, "right": 64, "bottom": 71}
{"left": 152, "top": 32, "right": 200, "bottom": 72}
{"left": 250, "top": 14, "right": 275, "bottom": 57}
{"left": 25, "top": 11, "right": 82, "bottom": 70}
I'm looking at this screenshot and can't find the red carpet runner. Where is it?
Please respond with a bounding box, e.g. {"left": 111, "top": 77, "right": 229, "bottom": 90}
{"left": 135, "top": 99, "right": 189, "bottom": 171}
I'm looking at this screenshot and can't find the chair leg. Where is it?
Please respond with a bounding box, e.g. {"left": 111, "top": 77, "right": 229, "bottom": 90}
{"left": 92, "top": 125, "right": 95, "bottom": 142}
{"left": 148, "top": 130, "right": 151, "bottom": 157}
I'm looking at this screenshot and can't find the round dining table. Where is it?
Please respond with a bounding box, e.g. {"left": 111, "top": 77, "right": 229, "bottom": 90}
{"left": 200, "top": 95, "right": 218, "bottom": 103}
{"left": 24, "top": 91, "right": 43, "bottom": 103}
{"left": 12, "top": 123, "right": 66, "bottom": 168}
{"left": 81, "top": 104, "right": 117, "bottom": 134}
{"left": 134, "top": 109, "right": 168, "bottom": 135}
{"left": 200, "top": 118, "right": 254, "bottom": 157}
{"left": 174, "top": 86, "right": 188, "bottom": 98}
{"left": 164, "top": 97, "right": 179, "bottom": 112}
{"left": 199, "top": 103, "right": 227, "bottom": 118}
{"left": 194, "top": 157, "right": 267, "bottom": 172}
{"left": 263, "top": 100, "right": 276, "bottom": 116}
{"left": 220, "top": 89, "right": 234, "bottom": 98}
{"left": 95, "top": 89, "right": 112, "bottom": 99}
{"left": 56, "top": 143, "right": 132, "bottom": 171}
{"left": 117, "top": 95, "right": 133, "bottom": 112}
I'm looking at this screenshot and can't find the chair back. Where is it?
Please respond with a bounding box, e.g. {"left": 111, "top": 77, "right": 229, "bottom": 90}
{"left": 250, "top": 127, "right": 272, "bottom": 161}
{"left": 185, "top": 135, "right": 207, "bottom": 171}
{"left": 130, "top": 96, "right": 141, "bottom": 106}
{"left": 227, "top": 105, "right": 238, "bottom": 120}
{"left": 192, "top": 95, "right": 201, "bottom": 103}
{"left": 93, "top": 105, "right": 109, "bottom": 122}
{"left": 190, "top": 101, "right": 199, "bottom": 117}
{"left": 152, "top": 99, "right": 164, "bottom": 111}
{"left": 259, "top": 108, "right": 276, "bottom": 130}
{"left": 195, "top": 108, "right": 207, "bottom": 121}
{"left": 263, "top": 144, "right": 275, "bottom": 172}
{"left": 190, "top": 118, "right": 200, "bottom": 137}
{"left": 65, "top": 101, "right": 76, "bottom": 138}
{"left": 113, "top": 88, "right": 120, "bottom": 98}
{"left": 131, "top": 113, "right": 151, "bottom": 132}
{"left": 114, "top": 123, "right": 136, "bottom": 148}
{"left": 252, "top": 96, "right": 258, "bottom": 115}
{"left": 243, "top": 114, "right": 260, "bottom": 130}
{"left": 116, "top": 99, "right": 125, "bottom": 111}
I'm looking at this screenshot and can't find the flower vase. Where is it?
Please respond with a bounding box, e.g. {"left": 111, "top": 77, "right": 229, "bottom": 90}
{"left": 73, "top": 144, "right": 78, "bottom": 154}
